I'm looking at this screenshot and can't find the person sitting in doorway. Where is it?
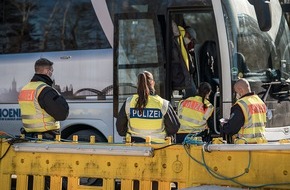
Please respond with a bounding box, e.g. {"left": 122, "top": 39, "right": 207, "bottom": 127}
{"left": 171, "top": 21, "right": 198, "bottom": 99}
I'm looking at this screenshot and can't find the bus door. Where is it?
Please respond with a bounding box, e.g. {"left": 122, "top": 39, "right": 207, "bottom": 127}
{"left": 112, "top": 2, "right": 223, "bottom": 135}
{"left": 113, "top": 13, "right": 166, "bottom": 117}
{"left": 167, "top": 7, "right": 222, "bottom": 135}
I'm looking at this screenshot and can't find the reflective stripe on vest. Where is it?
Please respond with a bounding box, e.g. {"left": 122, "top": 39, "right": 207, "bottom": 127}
{"left": 177, "top": 96, "right": 213, "bottom": 133}
{"left": 125, "top": 95, "right": 168, "bottom": 143}
{"left": 235, "top": 95, "right": 266, "bottom": 142}
{"left": 240, "top": 133, "right": 263, "bottom": 139}
{"left": 18, "top": 81, "right": 60, "bottom": 132}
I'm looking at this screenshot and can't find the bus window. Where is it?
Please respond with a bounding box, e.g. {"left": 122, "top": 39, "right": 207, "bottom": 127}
{"left": 0, "top": 0, "right": 114, "bottom": 142}
{"left": 0, "top": 0, "right": 110, "bottom": 54}
{"left": 0, "top": 0, "right": 112, "bottom": 104}
{"left": 113, "top": 13, "right": 165, "bottom": 117}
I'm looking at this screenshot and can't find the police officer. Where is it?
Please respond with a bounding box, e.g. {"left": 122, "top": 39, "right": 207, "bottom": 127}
{"left": 176, "top": 82, "right": 214, "bottom": 143}
{"left": 18, "top": 58, "right": 69, "bottom": 140}
{"left": 177, "top": 25, "right": 198, "bottom": 98}
{"left": 220, "top": 78, "right": 267, "bottom": 143}
{"left": 116, "top": 71, "right": 180, "bottom": 143}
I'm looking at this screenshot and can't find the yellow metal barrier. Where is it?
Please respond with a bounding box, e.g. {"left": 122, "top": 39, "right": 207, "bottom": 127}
{"left": 1, "top": 137, "right": 290, "bottom": 190}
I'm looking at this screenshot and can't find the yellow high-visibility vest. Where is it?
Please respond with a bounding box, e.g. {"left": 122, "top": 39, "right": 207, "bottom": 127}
{"left": 178, "top": 26, "right": 190, "bottom": 71}
{"left": 18, "top": 81, "right": 60, "bottom": 132}
{"left": 178, "top": 96, "right": 213, "bottom": 133}
{"left": 125, "top": 95, "right": 168, "bottom": 143}
{"left": 235, "top": 94, "right": 267, "bottom": 143}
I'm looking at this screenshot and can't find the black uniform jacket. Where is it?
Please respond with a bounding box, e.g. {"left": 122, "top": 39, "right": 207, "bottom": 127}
{"left": 220, "top": 93, "right": 257, "bottom": 136}
{"left": 31, "top": 74, "right": 69, "bottom": 121}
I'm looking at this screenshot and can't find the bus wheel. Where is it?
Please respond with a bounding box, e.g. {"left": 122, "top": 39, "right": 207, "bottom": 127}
{"left": 66, "top": 129, "right": 107, "bottom": 142}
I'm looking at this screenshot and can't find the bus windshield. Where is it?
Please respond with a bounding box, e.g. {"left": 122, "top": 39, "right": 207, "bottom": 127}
{"left": 224, "top": 0, "right": 290, "bottom": 77}
{"left": 222, "top": 0, "right": 290, "bottom": 128}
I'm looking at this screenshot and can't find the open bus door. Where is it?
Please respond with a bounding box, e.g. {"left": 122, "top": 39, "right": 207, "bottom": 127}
{"left": 166, "top": 8, "right": 221, "bottom": 136}
{"left": 113, "top": 4, "right": 222, "bottom": 138}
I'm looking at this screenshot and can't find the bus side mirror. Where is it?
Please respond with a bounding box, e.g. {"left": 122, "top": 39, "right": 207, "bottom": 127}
{"left": 248, "top": 0, "right": 272, "bottom": 31}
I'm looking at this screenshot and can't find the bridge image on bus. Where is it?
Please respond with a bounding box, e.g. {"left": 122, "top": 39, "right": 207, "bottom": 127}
{"left": 0, "top": 0, "right": 290, "bottom": 143}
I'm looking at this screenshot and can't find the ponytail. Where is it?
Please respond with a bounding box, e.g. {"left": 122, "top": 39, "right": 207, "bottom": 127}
{"left": 198, "top": 82, "right": 211, "bottom": 110}
{"left": 135, "top": 71, "right": 154, "bottom": 112}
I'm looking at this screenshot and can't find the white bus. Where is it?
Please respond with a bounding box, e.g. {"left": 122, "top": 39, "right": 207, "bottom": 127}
{"left": 0, "top": 0, "right": 290, "bottom": 142}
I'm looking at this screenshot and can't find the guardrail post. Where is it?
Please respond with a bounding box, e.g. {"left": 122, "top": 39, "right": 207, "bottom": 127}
{"left": 67, "top": 177, "right": 79, "bottom": 190}
{"left": 50, "top": 176, "right": 63, "bottom": 190}
{"left": 0, "top": 139, "right": 11, "bottom": 190}
{"left": 73, "top": 135, "right": 78, "bottom": 143}
{"left": 90, "top": 135, "right": 95, "bottom": 144}
{"left": 108, "top": 135, "right": 113, "bottom": 143}
{"left": 16, "top": 174, "right": 29, "bottom": 190}
{"left": 33, "top": 175, "right": 45, "bottom": 189}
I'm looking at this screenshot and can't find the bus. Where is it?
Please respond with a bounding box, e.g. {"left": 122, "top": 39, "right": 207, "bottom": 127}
{"left": 0, "top": 0, "right": 290, "bottom": 142}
